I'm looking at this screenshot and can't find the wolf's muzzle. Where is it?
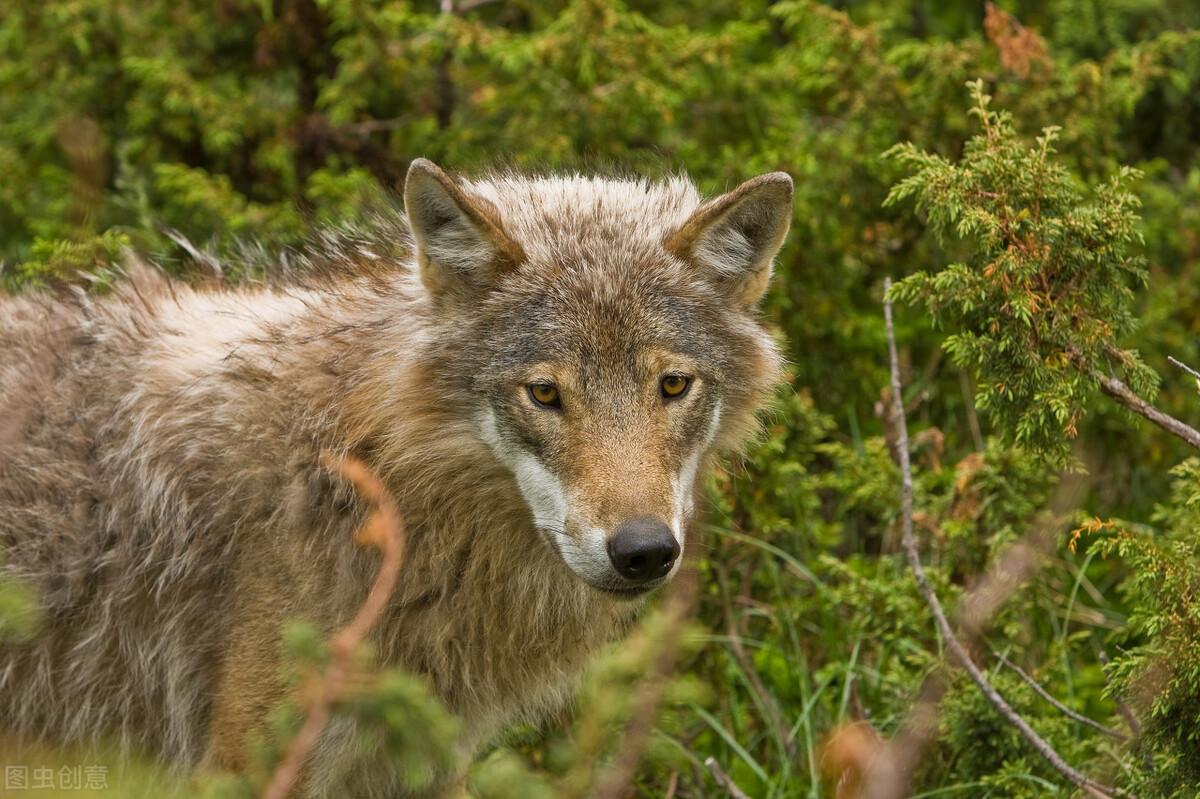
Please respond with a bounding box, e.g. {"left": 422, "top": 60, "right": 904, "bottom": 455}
{"left": 606, "top": 518, "right": 680, "bottom": 584}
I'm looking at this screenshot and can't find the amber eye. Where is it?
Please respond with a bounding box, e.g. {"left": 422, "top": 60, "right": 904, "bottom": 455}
{"left": 528, "top": 382, "right": 561, "bottom": 408}
{"left": 660, "top": 374, "right": 692, "bottom": 400}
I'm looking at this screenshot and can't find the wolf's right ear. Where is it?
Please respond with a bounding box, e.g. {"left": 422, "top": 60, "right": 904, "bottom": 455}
{"left": 664, "top": 172, "right": 793, "bottom": 309}
{"left": 404, "top": 158, "right": 525, "bottom": 299}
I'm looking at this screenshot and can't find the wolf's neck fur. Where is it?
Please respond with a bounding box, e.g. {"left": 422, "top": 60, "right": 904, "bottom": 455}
{"left": 311, "top": 277, "right": 637, "bottom": 734}
{"left": 181, "top": 272, "right": 635, "bottom": 734}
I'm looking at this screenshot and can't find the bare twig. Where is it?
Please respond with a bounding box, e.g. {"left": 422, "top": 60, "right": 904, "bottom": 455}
{"left": 874, "top": 278, "right": 1123, "bottom": 799}
{"left": 705, "top": 756, "right": 753, "bottom": 799}
{"left": 261, "top": 453, "right": 407, "bottom": 799}
{"left": 1094, "top": 372, "right": 1200, "bottom": 451}
{"left": 1167, "top": 355, "right": 1200, "bottom": 383}
{"left": 664, "top": 770, "right": 679, "bottom": 799}
{"left": 994, "top": 651, "right": 1127, "bottom": 740}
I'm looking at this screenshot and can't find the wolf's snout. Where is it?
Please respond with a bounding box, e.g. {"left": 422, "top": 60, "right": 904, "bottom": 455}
{"left": 606, "top": 518, "right": 680, "bottom": 583}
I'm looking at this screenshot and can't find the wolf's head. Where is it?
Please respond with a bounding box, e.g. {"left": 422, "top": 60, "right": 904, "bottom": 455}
{"left": 404, "top": 159, "right": 790, "bottom": 598}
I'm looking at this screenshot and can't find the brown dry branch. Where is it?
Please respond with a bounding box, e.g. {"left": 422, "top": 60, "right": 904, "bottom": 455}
{"left": 261, "top": 452, "right": 408, "bottom": 799}
{"left": 705, "top": 756, "right": 753, "bottom": 799}
{"left": 1095, "top": 372, "right": 1200, "bottom": 451}
{"left": 663, "top": 769, "right": 680, "bottom": 799}
{"left": 822, "top": 721, "right": 888, "bottom": 799}
{"left": 57, "top": 114, "right": 109, "bottom": 230}
{"left": 1167, "top": 355, "right": 1200, "bottom": 392}
{"left": 994, "top": 651, "right": 1127, "bottom": 740}
{"left": 856, "top": 279, "right": 1124, "bottom": 799}
{"left": 589, "top": 560, "right": 699, "bottom": 799}
{"left": 840, "top": 670, "right": 944, "bottom": 799}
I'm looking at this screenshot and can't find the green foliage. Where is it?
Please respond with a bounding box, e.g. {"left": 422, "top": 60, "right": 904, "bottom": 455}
{"left": 247, "top": 620, "right": 461, "bottom": 796}
{"left": 1091, "top": 459, "right": 1200, "bottom": 796}
{"left": 466, "top": 600, "right": 709, "bottom": 798}
{"left": 886, "top": 80, "right": 1152, "bottom": 461}
{"left": 12, "top": 229, "right": 131, "bottom": 288}
{"left": 342, "top": 670, "right": 462, "bottom": 791}
{"left": 5, "top": 1, "right": 1200, "bottom": 797}
{"left": 931, "top": 671, "right": 1095, "bottom": 798}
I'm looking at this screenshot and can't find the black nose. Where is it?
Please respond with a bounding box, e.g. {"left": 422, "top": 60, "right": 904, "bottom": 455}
{"left": 607, "top": 518, "right": 680, "bottom": 583}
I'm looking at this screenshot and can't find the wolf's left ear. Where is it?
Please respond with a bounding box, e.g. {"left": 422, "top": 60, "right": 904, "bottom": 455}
{"left": 664, "top": 172, "right": 793, "bottom": 308}
{"left": 404, "top": 158, "right": 525, "bottom": 299}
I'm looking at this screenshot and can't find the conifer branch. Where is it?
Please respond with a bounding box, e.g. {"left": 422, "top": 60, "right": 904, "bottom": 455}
{"left": 1097, "top": 650, "right": 1143, "bottom": 739}
{"left": 878, "top": 278, "right": 1124, "bottom": 799}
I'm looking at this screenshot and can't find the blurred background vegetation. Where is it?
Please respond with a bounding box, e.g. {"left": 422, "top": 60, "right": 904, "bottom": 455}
{"left": 4, "top": 0, "right": 1200, "bottom": 796}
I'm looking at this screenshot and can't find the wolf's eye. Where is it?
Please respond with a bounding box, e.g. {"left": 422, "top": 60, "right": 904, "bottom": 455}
{"left": 528, "top": 382, "right": 561, "bottom": 408}
{"left": 660, "top": 374, "right": 692, "bottom": 400}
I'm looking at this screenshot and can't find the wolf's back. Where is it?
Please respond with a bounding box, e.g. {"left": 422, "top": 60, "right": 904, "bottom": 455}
{"left": 0, "top": 276, "right": 274, "bottom": 764}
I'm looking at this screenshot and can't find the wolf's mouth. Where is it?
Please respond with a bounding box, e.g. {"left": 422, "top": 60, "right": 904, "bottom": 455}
{"left": 593, "top": 580, "right": 663, "bottom": 600}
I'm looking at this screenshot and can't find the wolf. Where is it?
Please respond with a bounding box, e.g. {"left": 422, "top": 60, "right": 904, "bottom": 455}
{"left": 0, "top": 159, "right": 791, "bottom": 796}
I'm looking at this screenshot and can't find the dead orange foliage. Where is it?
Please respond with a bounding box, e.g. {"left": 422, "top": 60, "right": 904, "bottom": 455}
{"left": 984, "top": 2, "right": 1051, "bottom": 79}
